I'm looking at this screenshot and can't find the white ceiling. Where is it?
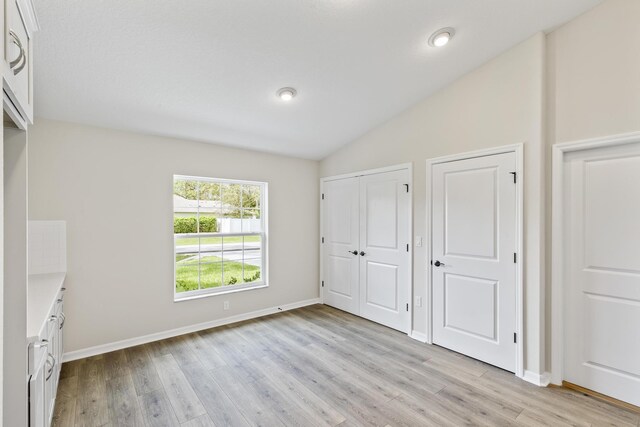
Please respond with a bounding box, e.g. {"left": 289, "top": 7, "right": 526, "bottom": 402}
{"left": 33, "top": 0, "right": 601, "bottom": 159}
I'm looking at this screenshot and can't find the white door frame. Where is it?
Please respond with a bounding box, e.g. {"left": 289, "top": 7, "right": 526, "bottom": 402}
{"left": 320, "top": 162, "right": 413, "bottom": 334}
{"left": 426, "top": 143, "right": 524, "bottom": 378}
{"left": 550, "top": 131, "right": 640, "bottom": 385}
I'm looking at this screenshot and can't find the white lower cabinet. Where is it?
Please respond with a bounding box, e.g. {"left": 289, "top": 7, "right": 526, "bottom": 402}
{"left": 28, "top": 285, "right": 65, "bottom": 427}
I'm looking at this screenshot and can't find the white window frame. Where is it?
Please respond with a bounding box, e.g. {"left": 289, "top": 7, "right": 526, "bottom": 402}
{"left": 173, "top": 175, "right": 268, "bottom": 302}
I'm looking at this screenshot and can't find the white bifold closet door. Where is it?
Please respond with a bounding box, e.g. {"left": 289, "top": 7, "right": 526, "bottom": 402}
{"left": 563, "top": 142, "right": 640, "bottom": 407}
{"left": 431, "top": 152, "right": 517, "bottom": 372}
{"left": 323, "top": 169, "right": 410, "bottom": 332}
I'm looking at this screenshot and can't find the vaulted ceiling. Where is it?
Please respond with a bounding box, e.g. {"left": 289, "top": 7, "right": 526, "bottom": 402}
{"left": 33, "top": 0, "right": 601, "bottom": 159}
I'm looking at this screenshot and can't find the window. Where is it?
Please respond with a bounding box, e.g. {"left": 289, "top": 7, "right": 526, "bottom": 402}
{"left": 173, "top": 175, "right": 267, "bottom": 300}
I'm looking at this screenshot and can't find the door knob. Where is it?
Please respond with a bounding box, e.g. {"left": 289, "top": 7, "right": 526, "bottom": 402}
{"left": 348, "top": 250, "right": 358, "bottom": 255}
{"left": 433, "top": 260, "right": 444, "bottom": 267}
{"left": 360, "top": 251, "right": 366, "bottom": 256}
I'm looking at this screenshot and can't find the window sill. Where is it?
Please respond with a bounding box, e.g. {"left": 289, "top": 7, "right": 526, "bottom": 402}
{"left": 174, "top": 283, "right": 268, "bottom": 303}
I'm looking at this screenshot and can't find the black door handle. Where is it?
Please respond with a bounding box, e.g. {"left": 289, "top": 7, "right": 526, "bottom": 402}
{"left": 360, "top": 251, "right": 366, "bottom": 256}
{"left": 348, "top": 250, "right": 358, "bottom": 255}
{"left": 433, "top": 260, "right": 444, "bottom": 267}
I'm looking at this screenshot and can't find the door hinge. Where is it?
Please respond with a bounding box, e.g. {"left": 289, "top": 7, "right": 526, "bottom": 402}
{"left": 513, "top": 252, "right": 517, "bottom": 263}
{"left": 322, "top": 281, "right": 324, "bottom": 288}
{"left": 322, "top": 237, "right": 324, "bottom": 243}
{"left": 406, "top": 303, "right": 409, "bottom": 312}
{"left": 513, "top": 333, "right": 517, "bottom": 343}
{"left": 406, "top": 243, "right": 409, "bottom": 252}
{"left": 404, "top": 184, "right": 409, "bottom": 193}
{"left": 322, "top": 193, "right": 325, "bottom": 200}
{"left": 510, "top": 172, "right": 517, "bottom": 184}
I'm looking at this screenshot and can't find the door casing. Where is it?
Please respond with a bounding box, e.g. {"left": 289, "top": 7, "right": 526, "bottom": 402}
{"left": 320, "top": 163, "right": 413, "bottom": 334}
{"left": 551, "top": 131, "right": 640, "bottom": 386}
{"left": 426, "top": 143, "right": 524, "bottom": 379}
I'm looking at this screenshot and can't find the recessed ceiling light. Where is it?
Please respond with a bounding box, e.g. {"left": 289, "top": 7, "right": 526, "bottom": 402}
{"left": 277, "top": 87, "right": 297, "bottom": 101}
{"left": 429, "top": 27, "right": 455, "bottom": 47}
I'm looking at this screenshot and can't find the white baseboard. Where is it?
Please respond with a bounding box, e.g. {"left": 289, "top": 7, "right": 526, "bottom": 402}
{"left": 409, "top": 330, "right": 429, "bottom": 343}
{"left": 523, "top": 370, "right": 551, "bottom": 387}
{"left": 63, "top": 298, "right": 321, "bottom": 362}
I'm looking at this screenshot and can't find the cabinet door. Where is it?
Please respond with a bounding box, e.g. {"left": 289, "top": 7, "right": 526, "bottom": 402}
{"left": 44, "top": 319, "right": 59, "bottom": 425}
{"left": 4, "top": 0, "right": 34, "bottom": 123}
{"left": 29, "top": 357, "right": 46, "bottom": 427}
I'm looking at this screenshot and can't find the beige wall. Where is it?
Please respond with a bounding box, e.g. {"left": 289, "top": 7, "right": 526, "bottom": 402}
{"left": 320, "top": 34, "right": 548, "bottom": 376}
{"left": 545, "top": 0, "right": 640, "bottom": 371}
{"left": 28, "top": 119, "right": 320, "bottom": 353}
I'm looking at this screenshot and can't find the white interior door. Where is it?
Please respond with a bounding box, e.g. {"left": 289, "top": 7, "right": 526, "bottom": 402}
{"left": 322, "top": 177, "right": 360, "bottom": 314}
{"left": 359, "top": 170, "right": 411, "bottom": 332}
{"left": 322, "top": 168, "right": 411, "bottom": 332}
{"left": 431, "top": 152, "right": 517, "bottom": 372}
{"left": 564, "top": 142, "right": 640, "bottom": 407}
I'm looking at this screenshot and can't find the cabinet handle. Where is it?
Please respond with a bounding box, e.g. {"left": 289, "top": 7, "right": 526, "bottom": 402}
{"left": 59, "top": 313, "right": 66, "bottom": 329}
{"left": 8, "top": 30, "right": 23, "bottom": 69}
{"left": 46, "top": 354, "right": 56, "bottom": 381}
{"left": 34, "top": 339, "right": 48, "bottom": 350}
{"left": 14, "top": 45, "right": 26, "bottom": 75}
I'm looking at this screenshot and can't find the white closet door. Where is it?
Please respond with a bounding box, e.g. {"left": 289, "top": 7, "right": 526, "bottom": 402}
{"left": 322, "top": 177, "right": 360, "bottom": 314}
{"left": 358, "top": 170, "right": 410, "bottom": 332}
{"left": 564, "top": 142, "right": 640, "bottom": 407}
{"left": 431, "top": 152, "right": 517, "bottom": 372}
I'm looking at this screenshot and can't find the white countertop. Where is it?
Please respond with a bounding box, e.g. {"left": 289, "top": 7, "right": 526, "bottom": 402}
{"left": 27, "top": 272, "right": 66, "bottom": 340}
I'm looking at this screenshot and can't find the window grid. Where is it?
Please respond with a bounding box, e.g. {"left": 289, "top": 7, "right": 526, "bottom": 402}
{"left": 174, "top": 175, "right": 267, "bottom": 299}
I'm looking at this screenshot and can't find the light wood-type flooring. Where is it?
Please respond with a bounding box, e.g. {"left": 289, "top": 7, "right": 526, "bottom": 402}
{"left": 53, "top": 304, "right": 640, "bottom": 426}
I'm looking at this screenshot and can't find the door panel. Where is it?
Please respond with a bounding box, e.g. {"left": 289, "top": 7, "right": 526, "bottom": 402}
{"left": 432, "top": 152, "right": 517, "bottom": 372}
{"left": 365, "top": 180, "right": 398, "bottom": 249}
{"left": 445, "top": 168, "right": 497, "bottom": 259}
{"left": 564, "top": 143, "right": 640, "bottom": 406}
{"left": 359, "top": 170, "right": 410, "bottom": 332}
{"left": 365, "top": 262, "right": 398, "bottom": 311}
{"left": 444, "top": 274, "right": 497, "bottom": 341}
{"left": 323, "top": 177, "right": 359, "bottom": 314}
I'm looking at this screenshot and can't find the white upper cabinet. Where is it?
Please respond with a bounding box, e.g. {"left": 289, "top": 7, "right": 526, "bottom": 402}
{"left": 3, "top": 0, "right": 38, "bottom": 128}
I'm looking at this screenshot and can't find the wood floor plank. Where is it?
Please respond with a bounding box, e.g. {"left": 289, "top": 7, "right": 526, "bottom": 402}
{"left": 103, "top": 349, "right": 130, "bottom": 380}
{"left": 52, "top": 376, "right": 78, "bottom": 427}
{"left": 59, "top": 359, "right": 83, "bottom": 380}
{"left": 58, "top": 304, "right": 638, "bottom": 427}
{"left": 125, "top": 344, "right": 163, "bottom": 396}
{"left": 153, "top": 354, "right": 206, "bottom": 423}
{"left": 180, "top": 359, "right": 250, "bottom": 427}
{"left": 74, "top": 356, "right": 109, "bottom": 427}
{"left": 105, "top": 372, "right": 145, "bottom": 426}
{"left": 161, "top": 335, "right": 200, "bottom": 366}
{"left": 261, "top": 353, "right": 392, "bottom": 426}
{"left": 138, "top": 388, "right": 180, "bottom": 427}
{"left": 181, "top": 413, "right": 216, "bottom": 427}
{"left": 182, "top": 331, "right": 226, "bottom": 370}
{"left": 210, "top": 367, "right": 286, "bottom": 427}
{"left": 247, "top": 357, "right": 347, "bottom": 426}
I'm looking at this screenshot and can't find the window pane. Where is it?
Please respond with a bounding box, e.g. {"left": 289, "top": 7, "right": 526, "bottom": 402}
{"left": 198, "top": 214, "right": 219, "bottom": 233}
{"left": 243, "top": 235, "right": 262, "bottom": 260}
{"left": 242, "top": 259, "right": 261, "bottom": 283}
{"left": 242, "top": 185, "right": 261, "bottom": 209}
{"left": 222, "top": 260, "right": 244, "bottom": 286}
{"left": 200, "top": 262, "right": 223, "bottom": 289}
{"left": 199, "top": 237, "right": 223, "bottom": 263}
{"left": 241, "top": 209, "right": 261, "bottom": 233}
{"left": 221, "top": 183, "right": 242, "bottom": 218}
{"left": 174, "top": 179, "right": 199, "bottom": 200}
{"left": 175, "top": 264, "right": 199, "bottom": 293}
